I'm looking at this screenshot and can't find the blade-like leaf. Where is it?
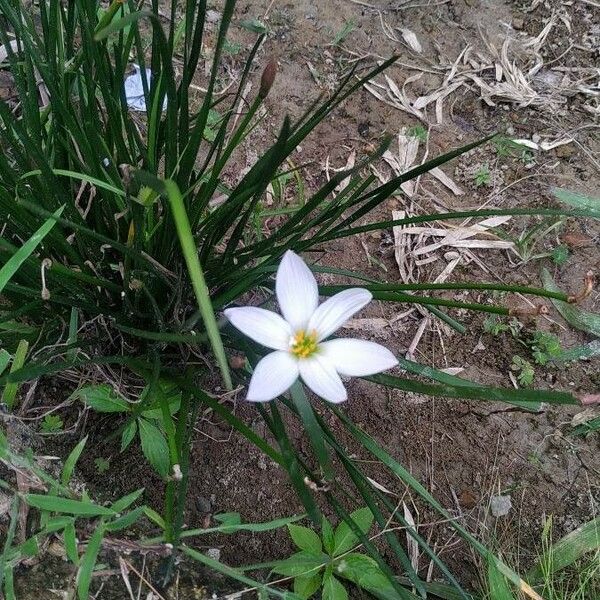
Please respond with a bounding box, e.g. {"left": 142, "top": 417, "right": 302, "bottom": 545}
{"left": 0, "top": 208, "right": 63, "bottom": 295}
{"left": 24, "top": 495, "right": 115, "bottom": 517}
{"left": 61, "top": 436, "right": 88, "bottom": 486}
{"left": 527, "top": 517, "right": 600, "bottom": 581}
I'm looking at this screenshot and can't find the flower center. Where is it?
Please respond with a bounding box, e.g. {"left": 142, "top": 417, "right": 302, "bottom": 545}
{"left": 290, "top": 329, "right": 318, "bottom": 359}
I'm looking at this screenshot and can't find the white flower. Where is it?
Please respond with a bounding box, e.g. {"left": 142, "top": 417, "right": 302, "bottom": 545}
{"left": 224, "top": 250, "right": 398, "bottom": 403}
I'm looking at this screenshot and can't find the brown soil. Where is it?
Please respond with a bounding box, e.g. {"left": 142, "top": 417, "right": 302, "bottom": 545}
{"left": 9, "top": 0, "right": 600, "bottom": 598}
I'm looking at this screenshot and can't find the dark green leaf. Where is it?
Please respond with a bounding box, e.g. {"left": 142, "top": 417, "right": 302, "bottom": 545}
{"left": 64, "top": 522, "right": 79, "bottom": 565}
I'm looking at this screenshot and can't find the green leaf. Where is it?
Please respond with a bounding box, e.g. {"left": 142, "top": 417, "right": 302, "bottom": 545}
{"left": 64, "top": 522, "right": 79, "bottom": 565}
{"left": 333, "top": 508, "right": 373, "bottom": 556}
{"left": 294, "top": 572, "right": 322, "bottom": 599}
{"left": 542, "top": 268, "right": 600, "bottom": 337}
{"left": 238, "top": 18, "right": 268, "bottom": 34}
{"left": 2, "top": 339, "right": 29, "bottom": 409}
{"left": 166, "top": 180, "right": 232, "bottom": 390}
{"left": 24, "top": 495, "right": 116, "bottom": 517}
{"left": 77, "top": 523, "right": 105, "bottom": 600}
{"left": 120, "top": 419, "right": 137, "bottom": 451}
{"left": 487, "top": 555, "right": 515, "bottom": 600}
{"left": 322, "top": 573, "right": 348, "bottom": 600}
{"left": 73, "top": 385, "right": 130, "bottom": 413}
{"left": 105, "top": 506, "right": 145, "bottom": 532}
{"left": 322, "top": 517, "right": 335, "bottom": 555}
{"left": 94, "top": 9, "right": 153, "bottom": 41}
{"left": 214, "top": 512, "right": 242, "bottom": 526}
{"left": 271, "top": 551, "right": 327, "bottom": 577}
{"left": 61, "top": 436, "right": 88, "bottom": 486}
{"left": 0, "top": 349, "right": 10, "bottom": 376}
{"left": 0, "top": 208, "right": 62, "bottom": 295}
{"left": 288, "top": 524, "right": 322, "bottom": 554}
{"left": 553, "top": 188, "right": 600, "bottom": 217}
{"left": 527, "top": 517, "right": 600, "bottom": 581}
{"left": 110, "top": 488, "right": 144, "bottom": 513}
{"left": 137, "top": 418, "right": 169, "bottom": 477}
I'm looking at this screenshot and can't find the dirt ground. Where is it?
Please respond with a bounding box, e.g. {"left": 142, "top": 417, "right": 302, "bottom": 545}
{"left": 10, "top": 0, "right": 600, "bottom": 598}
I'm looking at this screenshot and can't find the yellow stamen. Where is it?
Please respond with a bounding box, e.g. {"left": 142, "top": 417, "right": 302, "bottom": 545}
{"left": 290, "top": 329, "right": 318, "bottom": 359}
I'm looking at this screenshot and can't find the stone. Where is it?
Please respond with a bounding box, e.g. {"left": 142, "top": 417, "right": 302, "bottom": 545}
{"left": 491, "top": 494, "right": 512, "bottom": 517}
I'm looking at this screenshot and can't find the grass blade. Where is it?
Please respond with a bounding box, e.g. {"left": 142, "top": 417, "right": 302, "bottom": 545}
{"left": 165, "top": 179, "right": 232, "bottom": 389}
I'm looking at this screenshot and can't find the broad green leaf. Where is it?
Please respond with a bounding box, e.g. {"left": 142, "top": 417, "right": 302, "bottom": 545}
{"left": 333, "top": 508, "right": 373, "bottom": 556}
{"left": 214, "top": 512, "right": 242, "bottom": 526}
{"left": 294, "top": 572, "right": 322, "bottom": 599}
{"left": 140, "top": 389, "right": 181, "bottom": 420}
{"left": 271, "top": 551, "right": 327, "bottom": 577}
{"left": 43, "top": 516, "right": 74, "bottom": 533}
{"left": 61, "top": 436, "right": 88, "bottom": 486}
{"left": 0, "top": 208, "right": 62, "bottom": 295}
{"left": 24, "top": 495, "right": 115, "bottom": 517}
{"left": 137, "top": 418, "right": 169, "bottom": 477}
{"left": 542, "top": 269, "right": 600, "bottom": 337}
{"left": 64, "top": 522, "right": 79, "bottom": 565}
{"left": 110, "top": 488, "right": 144, "bottom": 513}
{"left": 322, "top": 517, "right": 335, "bottom": 555}
{"left": 77, "top": 523, "right": 105, "bottom": 600}
{"left": 288, "top": 524, "right": 322, "bottom": 554}
{"left": 528, "top": 517, "right": 600, "bottom": 581}
{"left": 73, "top": 385, "right": 130, "bottom": 413}
{"left": 551, "top": 340, "right": 600, "bottom": 363}
{"left": 553, "top": 188, "right": 600, "bottom": 217}
{"left": 322, "top": 573, "right": 348, "bottom": 600}
{"left": 120, "top": 419, "right": 137, "bottom": 452}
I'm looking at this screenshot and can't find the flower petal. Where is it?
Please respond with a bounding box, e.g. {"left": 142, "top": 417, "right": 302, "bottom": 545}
{"left": 276, "top": 250, "right": 319, "bottom": 332}
{"left": 308, "top": 288, "right": 372, "bottom": 341}
{"left": 247, "top": 351, "right": 299, "bottom": 402}
{"left": 320, "top": 338, "right": 398, "bottom": 376}
{"left": 299, "top": 355, "right": 347, "bottom": 403}
{"left": 224, "top": 307, "right": 292, "bottom": 350}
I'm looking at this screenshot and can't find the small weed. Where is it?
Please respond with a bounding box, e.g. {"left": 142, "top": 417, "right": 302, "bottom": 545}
{"left": 552, "top": 244, "right": 569, "bottom": 266}
{"left": 332, "top": 19, "right": 357, "bottom": 46}
{"left": 223, "top": 39, "right": 243, "bottom": 55}
{"left": 407, "top": 125, "right": 428, "bottom": 142}
{"left": 40, "top": 414, "right": 63, "bottom": 433}
{"left": 94, "top": 457, "right": 110, "bottom": 474}
{"left": 530, "top": 331, "right": 562, "bottom": 365}
{"left": 474, "top": 164, "right": 491, "bottom": 187}
{"left": 511, "top": 355, "right": 535, "bottom": 387}
{"left": 483, "top": 315, "right": 521, "bottom": 337}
